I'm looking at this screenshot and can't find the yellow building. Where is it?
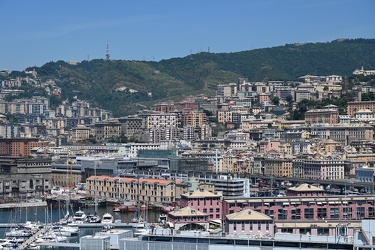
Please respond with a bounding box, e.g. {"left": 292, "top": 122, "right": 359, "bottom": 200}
{"left": 86, "top": 176, "right": 186, "bottom": 204}
{"left": 221, "top": 154, "right": 238, "bottom": 173}
{"left": 264, "top": 158, "right": 293, "bottom": 177}
{"left": 278, "top": 142, "right": 293, "bottom": 155}
{"left": 71, "top": 125, "right": 91, "bottom": 142}
{"left": 217, "top": 110, "right": 233, "bottom": 124}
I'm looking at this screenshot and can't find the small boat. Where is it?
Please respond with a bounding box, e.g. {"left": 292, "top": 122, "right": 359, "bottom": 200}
{"left": 9, "top": 237, "right": 25, "bottom": 244}
{"left": 161, "top": 205, "right": 174, "bottom": 213}
{"left": 158, "top": 214, "right": 168, "bottom": 225}
{"left": 101, "top": 213, "right": 114, "bottom": 224}
{"left": 113, "top": 205, "right": 127, "bottom": 212}
{"left": 127, "top": 205, "right": 136, "bottom": 212}
{"left": 87, "top": 213, "right": 101, "bottom": 223}
{"left": 42, "top": 232, "right": 68, "bottom": 242}
{"left": 113, "top": 206, "right": 121, "bottom": 212}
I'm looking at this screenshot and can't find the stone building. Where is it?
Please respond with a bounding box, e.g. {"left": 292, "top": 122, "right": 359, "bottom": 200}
{"left": 0, "top": 157, "right": 52, "bottom": 200}
{"left": 305, "top": 108, "right": 339, "bottom": 124}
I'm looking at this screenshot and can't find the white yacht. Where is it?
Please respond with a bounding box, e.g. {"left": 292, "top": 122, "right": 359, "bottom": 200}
{"left": 53, "top": 225, "right": 80, "bottom": 236}
{"left": 72, "top": 208, "right": 87, "bottom": 223}
{"left": 5, "top": 228, "right": 32, "bottom": 237}
{"left": 101, "top": 213, "right": 114, "bottom": 224}
{"left": 42, "top": 232, "right": 68, "bottom": 242}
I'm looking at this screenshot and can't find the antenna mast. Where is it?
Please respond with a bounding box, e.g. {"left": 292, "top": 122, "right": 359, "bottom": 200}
{"left": 106, "top": 41, "right": 110, "bottom": 60}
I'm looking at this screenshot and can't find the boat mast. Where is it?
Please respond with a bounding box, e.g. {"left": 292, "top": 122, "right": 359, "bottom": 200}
{"left": 67, "top": 160, "right": 72, "bottom": 215}
{"left": 94, "top": 162, "right": 98, "bottom": 215}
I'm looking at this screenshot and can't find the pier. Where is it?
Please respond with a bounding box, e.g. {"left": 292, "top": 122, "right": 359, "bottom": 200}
{"left": 0, "top": 201, "right": 46, "bottom": 210}
{"left": 19, "top": 225, "right": 50, "bottom": 249}
{"left": 68, "top": 222, "right": 153, "bottom": 228}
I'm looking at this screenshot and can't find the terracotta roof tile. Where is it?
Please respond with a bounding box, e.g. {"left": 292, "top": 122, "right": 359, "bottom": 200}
{"left": 87, "top": 175, "right": 174, "bottom": 185}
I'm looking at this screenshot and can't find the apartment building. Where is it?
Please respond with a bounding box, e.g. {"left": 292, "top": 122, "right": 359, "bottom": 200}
{"left": 217, "top": 110, "right": 233, "bottom": 124}
{"left": 347, "top": 101, "right": 375, "bottom": 116}
{"left": 310, "top": 123, "right": 374, "bottom": 145}
{"left": 258, "top": 93, "right": 270, "bottom": 104}
{"left": 217, "top": 83, "right": 237, "bottom": 99}
{"left": 305, "top": 108, "right": 339, "bottom": 124}
{"left": 71, "top": 125, "right": 91, "bottom": 142}
{"left": 94, "top": 120, "right": 121, "bottom": 141}
{"left": 118, "top": 116, "right": 145, "bottom": 137}
{"left": 147, "top": 113, "right": 178, "bottom": 129}
{"left": 264, "top": 157, "right": 293, "bottom": 177}
{"left": 153, "top": 102, "right": 175, "bottom": 113}
{"left": 295, "top": 89, "right": 311, "bottom": 102}
{"left": 199, "top": 124, "right": 212, "bottom": 140}
{"left": 181, "top": 111, "right": 206, "bottom": 127}
{"left": 0, "top": 138, "right": 49, "bottom": 156}
{"left": 303, "top": 158, "right": 346, "bottom": 180}
{"left": 221, "top": 154, "right": 238, "bottom": 173}
{"left": 149, "top": 126, "right": 179, "bottom": 143}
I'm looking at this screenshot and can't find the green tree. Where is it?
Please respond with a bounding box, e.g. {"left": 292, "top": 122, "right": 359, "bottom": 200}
{"left": 286, "top": 95, "right": 293, "bottom": 107}
{"left": 271, "top": 96, "right": 280, "bottom": 106}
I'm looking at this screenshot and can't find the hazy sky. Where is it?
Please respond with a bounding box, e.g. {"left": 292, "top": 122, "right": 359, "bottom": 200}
{"left": 1, "top": 0, "right": 374, "bottom": 71}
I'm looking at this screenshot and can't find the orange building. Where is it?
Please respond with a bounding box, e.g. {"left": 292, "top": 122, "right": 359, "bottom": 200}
{"left": 347, "top": 101, "right": 375, "bottom": 116}
{"left": 305, "top": 108, "right": 339, "bottom": 124}
{"left": 0, "top": 138, "right": 49, "bottom": 157}
{"left": 153, "top": 102, "right": 175, "bottom": 113}
{"left": 182, "top": 111, "right": 207, "bottom": 127}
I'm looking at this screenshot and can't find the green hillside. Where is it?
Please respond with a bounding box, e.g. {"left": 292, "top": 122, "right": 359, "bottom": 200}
{"left": 24, "top": 38, "right": 375, "bottom": 117}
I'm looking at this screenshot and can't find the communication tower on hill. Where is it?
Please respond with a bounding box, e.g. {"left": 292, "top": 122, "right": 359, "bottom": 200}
{"left": 105, "top": 41, "right": 110, "bottom": 60}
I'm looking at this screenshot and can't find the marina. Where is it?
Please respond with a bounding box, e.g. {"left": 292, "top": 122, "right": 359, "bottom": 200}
{"left": 0, "top": 204, "right": 163, "bottom": 249}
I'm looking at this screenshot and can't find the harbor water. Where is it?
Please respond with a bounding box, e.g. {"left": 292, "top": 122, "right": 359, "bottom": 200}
{"left": 0, "top": 205, "right": 162, "bottom": 242}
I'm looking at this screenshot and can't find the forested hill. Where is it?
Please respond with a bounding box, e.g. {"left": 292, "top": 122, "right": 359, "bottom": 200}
{"left": 21, "top": 38, "right": 375, "bottom": 116}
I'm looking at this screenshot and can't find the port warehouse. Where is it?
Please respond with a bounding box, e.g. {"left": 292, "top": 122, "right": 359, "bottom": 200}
{"left": 10, "top": 216, "right": 375, "bottom": 250}
{"left": 35, "top": 233, "right": 357, "bottom": 250}
{"left": 34, "top": 232, "right": 367, "bottom": 250}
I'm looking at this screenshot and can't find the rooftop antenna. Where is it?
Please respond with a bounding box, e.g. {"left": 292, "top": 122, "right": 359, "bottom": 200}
{"left": 105, "top": 41, "right": 110, "bottom": 61}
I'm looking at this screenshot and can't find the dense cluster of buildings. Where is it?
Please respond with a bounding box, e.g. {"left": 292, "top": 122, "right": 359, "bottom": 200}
{"left": 1, "top": 67, "right": 375, "bottom": 249}
{"left": 0, "top": 69, "right": 375, "bottom": 197}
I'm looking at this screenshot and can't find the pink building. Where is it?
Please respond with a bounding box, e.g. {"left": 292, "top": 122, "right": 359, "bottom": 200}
{"left": 286, "top": 183, "right": 327, "bottom": 197}
{"left": 225, "top": 209, "right": 274, "bottom": 235}
{"left": 258, "top": 142, "right": 281, "bottom": 154}
{"left": 180, "top": 189, "right": 222, "bottom": 221}
{"left": 167, "top": 206, "right": 209, "bottom": 230}
{"left": 274, "top": 220, "right": 359, "bottom": 237}
{"left": 258, "top": 93, "right": 270, "bottom": 105}
{"left": 223, "top": 195, "right": 374, "bottom": 221}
